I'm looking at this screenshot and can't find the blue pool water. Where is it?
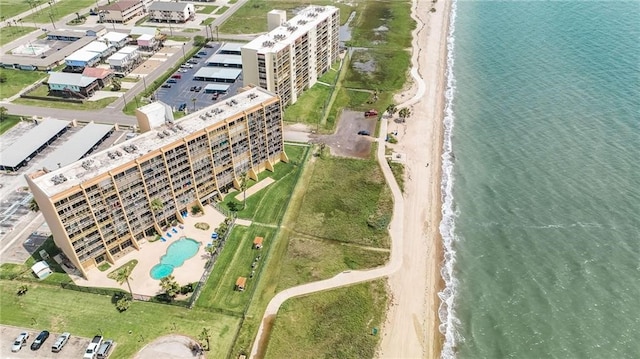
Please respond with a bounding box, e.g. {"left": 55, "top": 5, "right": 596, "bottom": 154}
{"left": 150, "top": 238, "right": 200, "bottom": 280}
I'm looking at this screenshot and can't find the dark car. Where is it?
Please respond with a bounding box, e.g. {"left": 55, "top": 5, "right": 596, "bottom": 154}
{"left": 357, "top": 130, "right": 371, "bottom": 136}
{"left": 198, "top": 51, "right": 208, "bottom": 56}
{"left": 161, "top": 83, "right": 172, "bottom": 88}
{"left": 167, "top": 78, "right": 177, "bottom": 84}
{"left": 30, "top": 330, "right": 49, "bottom": 350}
{"left": 192, "top": 55, "right": 201, "bottom": 59}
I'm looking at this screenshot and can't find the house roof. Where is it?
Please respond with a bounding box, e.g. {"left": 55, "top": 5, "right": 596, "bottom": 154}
{"left": 41, "top": 122, "right": 114, "bottom": 172}
{"left": 100, "top": 31, "right": 129, "bottom": 43}
{"left": 82, "top": 67, "right": 113, "bottom": 79}
{"left": 65, "top": 49, "right": 101, "bottom": 63}
{"left": 48, "top": 72, "right": 98, "bottom": 87}
{"left": 98, "top": 0, "right": 141, "bottom": 12}
{"left": 253, "top": 237, "right": 263, "bottom": 245}
{"left": 82, "top": 41, "right": 110, "bottom": 53}
{"left": 236, "top": 277, "right": 247, "bottom": 287}
{"left": 119, "top": 45, "right": 138, "bottom": 54}
{"left": 137, "top": 34, "right": 154, "bottom": 41}
{"left": 149, "top": 1, "right": 191, "bottom": 12}
{"left": 0, "top": 119, "right": 70, "bottom": 168}
{"left": 130, "top": 26, "right": 158, "bottom": 36}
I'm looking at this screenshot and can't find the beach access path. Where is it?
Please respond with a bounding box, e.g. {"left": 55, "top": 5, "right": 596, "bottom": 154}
{"left": 249, "top": 0, "right": 451, "bottom": 357}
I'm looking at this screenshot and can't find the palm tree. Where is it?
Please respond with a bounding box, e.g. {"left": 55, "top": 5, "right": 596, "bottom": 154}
{"left": 198, "top": 327, "right": 211, "bottom": 351}
{"left": 114, "top": 265, "right": 134, "bottom": 298}
{"left": 160, "top": 275, "right": 180, "bottom": 300}
{"left": 386, "top": 104, "right": 397, "bottom": 118}
{"left": 28, "top": 197, "right": 39, "bottom": 212}
{"left": 398, "top": 107, "right": 412, "bottom": 122}
{"left": 239, "top": 172, "right": 248, "bottom": 210}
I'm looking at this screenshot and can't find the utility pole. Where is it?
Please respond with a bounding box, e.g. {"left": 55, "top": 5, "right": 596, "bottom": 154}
{"left": 49, "top": 13, "right": 56, "bottom": 29}
{"left": 215, "top": 25, "right": 219, "bottom": 42}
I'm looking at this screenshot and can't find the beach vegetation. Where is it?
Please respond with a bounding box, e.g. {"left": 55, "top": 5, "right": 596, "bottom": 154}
{"left": 0, "top": 69, "right": 47, "bottom": 98}
{"left": 264, "top": 280, "right": 388, "bottom": 359}
{"left": 13, "top": 96, "right": 119, "bottom": 110}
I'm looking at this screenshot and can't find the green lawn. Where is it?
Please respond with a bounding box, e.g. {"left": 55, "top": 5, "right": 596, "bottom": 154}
{"left": 264, "top": 280, "right": 387, "bottom": 359}
{"left": 22, "top": 0, "right": 96, "bottom": 23}
{"left": 0, "top": 69, "right": 47, "bottom": 99}
{"left": 0, "top": 25, "right": 37, "bottom": 46}
{"left": 215, "top": 5, "right": 229, "bottom": 15}
{"left": 344, "top": 48, "right": 411, "bottom": 92}
{"left": 0, "top": 281, "right": 239, "bottom": 359}
{"left": 201, "top": 17, "right": 214, "bottom": 26}
{"left": 221, "top": 144, "right": 307, "bottom": 225}
{"left": 347, "top": 0, "right": 413, "bottom": 49}
{"left": 293, "top": 151, "right": 392, "bottom": 248}
{"left": 182, "top": 28, "right": 201, "bottom": 33}
{"left": 14, "top": 96, "right": 119, "bottom": 110}
{"left": 1, "top": 0, "right": 41, "bottom": 19}
{"left": 219, "top": 0, "right": 354, "bottom": 34}
{"left": 166, "top": 35, "right": 191, "bottom": 42}
{"left": 283, "top": 83, "right": 331, "bottom": 126}
{"left": 196, "top": 4, "right": 218, "bottom": 14}
{"left": 196, "top": 224, "right": 277, "bottom": 314}
{"left": 0, "top": 115, "right": 24, "bottom": 135}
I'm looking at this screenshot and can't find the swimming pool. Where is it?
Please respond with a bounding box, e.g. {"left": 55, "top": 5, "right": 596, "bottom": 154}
{"left": 150, "top": 238, "right": 200, "bottom": 280}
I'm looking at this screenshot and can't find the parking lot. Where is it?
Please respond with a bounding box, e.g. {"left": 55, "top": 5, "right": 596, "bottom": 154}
{"left": 156, "top": 43, "right": 246, "bottom": 112}
{"left": 1, "top": 325, "right": 92, "bottom": 359}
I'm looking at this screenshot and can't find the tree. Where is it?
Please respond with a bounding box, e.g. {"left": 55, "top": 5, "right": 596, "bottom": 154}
{"left": 205, "top": 243, "right": 216, "bottom": 258}
{"left": 115, "top": 297, "right": 131, "bottom": 312}
{"left": 193, "top": 35, "right": 206, "bottom": 46}
{"left": 160, "top": 275, "right": 180, "bottom": 300}
{"left": 0, "top": 73, "right": 7, "bottom": 83}
{"left": 386, "top": 104, "right": 397, "bottom": 118}
{"left": 198, "top": 327, "right": 211, "bottom": 351}
{"left": 114, "top": 265, "right": 134, "bottom": 298}
{"left": 111, "top": 77, "right": 121, "bottom": 91}
{"left": 150, "top": 198, "right": 163, "bottom": 212}
{"left": 28, "top": 197, "right": 39, "bottom": 212}
{"left": 239, "top": 172, "right": 249, "bottom": 209}
{"left": 398, "top": 107, "right": 412, "bottom": 122}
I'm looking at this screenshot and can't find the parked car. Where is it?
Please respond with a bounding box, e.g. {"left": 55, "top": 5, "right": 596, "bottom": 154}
{"left": 178, "top": 103, "right": 187, "bottom": 111}
{"left": 84, "top": 335, "right": 103, "bottom": 359}
{"left": 198, "top": 51, "right": 208, "bottom": 56}
{"left": 204, "top": 43, "right": 214, "bottom": 48}
{"left": 30, "top": 330, "right": 49, "bottom": 350}
{"left": 188, "top": 59, "right": 199, "bottom": 64}
{"left": 357, "top": 130, "right": 371, "bottom": 136}
{"left": 51, "top": 332, "right": 70, "bottom": 353}
{"left": 11, "top": 332, "right": 29, "bottom": 352}
{"left": 192, "top": 55, "right": 201, "bottom": 59}
{"left": 364, "top": 109, "right": 378, "bottom": 117}
{"left": 161, "top": 83, "right": 172, "bottom": 88}
{"left": 171, "top": 74, "right": 181, "bottom": 79}
{"left": 96, "top": 339, "right": 114, "bottom": 359}
{"left": 180, "top": 64, "right": 193, "bottom": 69}
{"left": 178, "top": 68, "right": 189, "bottom": 73}
{"left": 167, "top": 78, "right": 177, "bottom": 84}
{"left": 211, "top": 93, "right": 219, "bottom": 100}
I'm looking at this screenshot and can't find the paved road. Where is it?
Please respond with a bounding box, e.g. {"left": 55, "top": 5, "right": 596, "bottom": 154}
{"left": 249, "top": 116, "right": 406, "bottom": 358}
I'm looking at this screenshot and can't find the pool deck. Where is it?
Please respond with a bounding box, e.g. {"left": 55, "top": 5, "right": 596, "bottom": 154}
{"left": 71, "top": 206, "right": 226, "bottom": 297}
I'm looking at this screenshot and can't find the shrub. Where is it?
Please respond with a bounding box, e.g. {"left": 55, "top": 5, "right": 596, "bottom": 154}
{"left": 195, "top": 222, "right": 210, "bottom": 230}
{"left": 16, "top": 285, "right": 28, "bottom": 296}
{"left": 116, "top": 297, "right": 131, "bottom": 312}
{"left": 191, "top": 205, "right": 202, "bottom": 215}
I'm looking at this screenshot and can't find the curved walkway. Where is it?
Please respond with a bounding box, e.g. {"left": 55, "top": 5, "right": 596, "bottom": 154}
{"left": 134, "top": 334, "right": 202, "bottom": 359}
{"left": 248, "top": 0, "right": 431, "bottom": 357}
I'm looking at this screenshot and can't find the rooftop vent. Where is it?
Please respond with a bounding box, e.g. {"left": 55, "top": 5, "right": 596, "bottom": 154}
{"left": 81, "top": 159, "right": 94, "bottom": 170}
{"left": 122, "top": 145, "right": 138, "bottom": 153}
{"left": 176, "top": 124, "right": 183, "bottom": 130}
{"left": 158, "top": 133, "right": 165, "bottom": 139}
{"left": 163, "top": 130, "right": 171, "bottom": 136}
{"left": 248, "top": 93, "right": 259, "bottom": 100}
{"left": 51, "top": 174, "right": 68, "bottom": 185}
{"left": 262, "top": 40, "right": 275, "bottom": 47}
{"left": 307, "top": 12, "right": 318, "bottom": 18}
{"left": 297, "top": 19, "right": 307, "bottom": 25}
{"left": 287, "top": 25, "right": 298, "bottom": 32}
{"left": 315, "top": 7, "right": 325, "bottom": 12}
{"left": 274, "top": 34, "right": 287, "bottom": 41}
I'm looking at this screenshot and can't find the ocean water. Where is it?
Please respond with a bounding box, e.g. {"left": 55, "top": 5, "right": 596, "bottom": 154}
{"left": 439, "top": 1, "right": 640, "bottom": 358}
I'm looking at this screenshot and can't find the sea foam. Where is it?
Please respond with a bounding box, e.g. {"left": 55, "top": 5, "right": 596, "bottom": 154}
{"left": 439, "top": 0, "right": 461, "bottom": 358}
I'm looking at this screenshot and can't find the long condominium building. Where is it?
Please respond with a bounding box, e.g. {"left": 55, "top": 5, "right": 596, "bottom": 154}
{"left": 241, "top": 5, "right": 340, "bottom": 106}
{"left": 26, "top": 87, "right": 287, "bottom": 278}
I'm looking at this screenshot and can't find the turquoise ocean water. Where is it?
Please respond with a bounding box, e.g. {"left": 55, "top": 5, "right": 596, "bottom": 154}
{"left": 439, "top": 1, "right": 640, "bottom": 358}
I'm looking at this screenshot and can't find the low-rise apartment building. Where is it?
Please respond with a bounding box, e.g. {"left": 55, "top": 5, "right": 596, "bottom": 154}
{"left": 98, "top": 0, "right": 145, "bottom": 23}
{"left": 241, "top": 5, "right": 340, "bottom": 106}
{"left": 148, "top": 1, "right": 194, "bottom": 23}
{"left": 26, "top": 87, "right": 287, "bottom": 278}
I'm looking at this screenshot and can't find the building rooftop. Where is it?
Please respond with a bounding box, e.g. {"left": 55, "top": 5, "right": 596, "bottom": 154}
{"left": 82, "top": 41, "right": 110, "bottom": 53}
{"left": 205, "top": 54, "right": 242, "bottom": 66}
{"left": 0, "top": 119, "right": 70, "bottom": 168}
{"left": 98, "top": 0, "right": 140, "bottom": 11}
{"left": 148, "top": 1, "right": 191, "bottom": 12}
{"left": 82, "top": 67, "right": 113, "bottom": 79}
{"left": 65, "top": 49, "right": 101, "bottom": 62}
{"left": 137, "top": 34, "right": 154, "bottom": 41}
{"left": 219, "top": 42, "right": 244, "bottom": 54}
{"left": 204, "top": 84, "right": 230, "bottom": 91}
{"left": 193, "top": 67, "right": 242, "bottom": 80}
{"left": 243, "top": 5, "right": 338, "bottom": 54}
{"left": 130, "top": 26, "right": 158, "bottom": 37}
{"left": 32, "top": 87, "right": 278, "bottom": 197}
{"left": 108, "top": 52, "right": 127, "bottom": 61}
{"left": 100, "top": 31, "right": 129, "bottom": 43}
{"left": 119, "top": 45, "right": 138, "bottom": 54}
{"left": 41, "top": 122, "right": 114, "bottom": 172}
{"left": 0, "top": 37, "right": 94, "bottom": 69}
{"left": 48, "top": 72, "right": 98, "bottom": 87}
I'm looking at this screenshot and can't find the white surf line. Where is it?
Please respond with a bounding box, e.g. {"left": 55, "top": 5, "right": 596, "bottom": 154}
{"left": 248, "top": 0, "right": 429, "bottom": 356}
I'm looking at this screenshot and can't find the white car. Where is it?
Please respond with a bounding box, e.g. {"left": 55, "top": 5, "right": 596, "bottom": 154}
{"left": 52, "top": 332, "right": 70, "bottom": 352}
{"left": 11, "top": 332, "right": 29, "bottom": 352}
{"left": 178, "top": 68, "right": 189, "bottom": 73}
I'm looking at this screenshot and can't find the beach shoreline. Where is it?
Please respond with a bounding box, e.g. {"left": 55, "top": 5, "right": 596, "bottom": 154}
{"left": 378, "top": 0, "right": 451, "bottom": 357}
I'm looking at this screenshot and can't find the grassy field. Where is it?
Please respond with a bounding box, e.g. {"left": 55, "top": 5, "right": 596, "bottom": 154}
{"left": 195, "top": 4, "right": 218, "bottom": 14}
{"left": 22, "top": 0, "right": 96, "bottom": 23}
{"left": 196, "top": 224, "right": 277, "bottom": 314}
{"left": 166, "top": 35, "right": 191, "bottom": 42}
{"left": 264, "top": 280, "right": 388, "bottom": 359}
{"left": 0, "top": 0, "right": 45, "bottom": 19}
{"left": 0, "top": 281, "right": 240, "bottom": 359}
{"left": 14, "top": 96, "right": 118, "bottom": 110}
{"left": 215, "top": 5, "right": 229, "bottom": 15}
{"left": 293, "top": 152, "right": 392, "bottom": 248}
{"left": 282, "top": 83, "right": 331, "bottom": 125}
{"left": 0, "top": 115, "right": 24, "bottom": 135}
{"left": 219, "top": 0, "right": 354, "bottom": 34}
{"left": 0, "top": 25, "right": 37, "bottom": 46}
{"left": 347, "top": 0, "right": 413, "bottom": 49}
{"left": 201, "top": 17, "right": 214, "bottom": 26}
{"left": 344, "top": 48, "right": 411, "bottom": 91}
{"left": 0, "top": 69, "right": 47, "bottom": 99}
{"left": 275, "top": 235, "right": 389, "bottom": 291}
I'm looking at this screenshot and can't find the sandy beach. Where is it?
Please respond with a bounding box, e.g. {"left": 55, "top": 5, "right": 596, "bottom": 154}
{"left": 378, "top": 0, "right": 451, "bottom": 358}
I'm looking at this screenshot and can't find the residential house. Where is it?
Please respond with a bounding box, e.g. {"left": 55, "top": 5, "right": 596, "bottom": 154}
{"left": 98, "top": 0, "right": 145, "bottom": 23}
{"left": 82, "top": 41, "right": 116, "bottom": 60}
{"left": 65, "top": 49, "right": 102, "bottom": 71}
{"left": 148, "top": 2, "right": 195, "bottom": 23}
{"left": 136, "top": 33, "right": 159, "bottom": 51}
{"left": 98, "top": 32, "right": 130, "bottom": 49}
{"left": 82, "top": 67, "right": 114, "bottom": 88}
{"left": 107, "top": 45, "right": 140, "bottom": 73}
{"left": 47, "top": 72, "right": 100, "bottom": 98}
